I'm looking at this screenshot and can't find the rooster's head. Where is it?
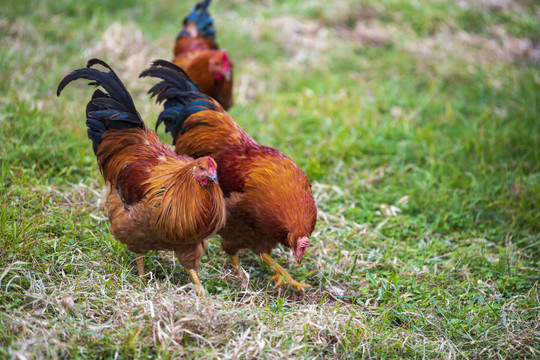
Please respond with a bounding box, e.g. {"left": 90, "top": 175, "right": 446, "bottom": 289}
{"left": 193, "top": 156, "right": 218, "bottom": 186}
{"left": 290, "top": 236, "right": 310, "bottom": 264}
{"left": 209, "top": 50, "right": 232, "bottom": 82}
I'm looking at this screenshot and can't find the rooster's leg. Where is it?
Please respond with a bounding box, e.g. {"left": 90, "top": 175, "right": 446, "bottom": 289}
{"left": 228, "top": 254, "right": 248, "bottom": 283}
{"left": 258, "top": 253, "right": 310, "bottom": 292}
{"left": 136, "top": 253, "right": 145, "bottom": 278}
{"left": 186, "top": 269, "right": 206, "bottom": 296}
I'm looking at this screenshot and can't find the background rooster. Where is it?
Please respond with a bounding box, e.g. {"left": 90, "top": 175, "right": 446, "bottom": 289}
{"left": 172, "top": 0, "right": 234, "bottom": 110}
{"left": 57, "top": 59, "right": 226, "bottom": 296}
{"left": 141, "top": 61, "right": 317, "bottom": 292}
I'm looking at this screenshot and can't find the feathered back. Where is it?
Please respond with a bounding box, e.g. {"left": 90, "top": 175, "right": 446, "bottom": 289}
{"left": 57, "top": 58, "right": 144, "bottom": 154}
{"left": 140, "top": 60, "right": 252, "bottom": 157}
{"left": 97, "top": 128, "right": 180, "bottom": 191}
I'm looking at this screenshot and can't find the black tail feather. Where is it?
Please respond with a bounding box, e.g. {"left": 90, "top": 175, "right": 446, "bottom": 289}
{"left": 140, "top": 60, "right": 207, "bottom": 108}
{"left": 140, "top": 60, "right": 202, "bottom": 97}
{"left": 57, "top": 59, "right": 144, "bottom": 154}
{"left": 140, "top": 60, "right": 217, "bottom": 143}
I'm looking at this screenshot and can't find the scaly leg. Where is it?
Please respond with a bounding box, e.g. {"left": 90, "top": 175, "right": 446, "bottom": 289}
{"left": 228, "top": 254, "right": 248, "bottom": 283}
{"left": 258, "top": 253, "right": 310, "bottom": 292}
{"left": 186, "top": 269, "right": 205, "bottom": 297}
{"left": 136, "top": 253, "right": 145, "bottom": 278}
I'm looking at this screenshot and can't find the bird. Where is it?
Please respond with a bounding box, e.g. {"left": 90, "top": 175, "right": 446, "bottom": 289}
{"left": 172, "top": 0, "right": 234, "bottom": 110}
{"left": 140, "top": 60, "right": 317, "bottom": 292}
{"left": 57, "top": 59, "right": 226, "bottom": 296}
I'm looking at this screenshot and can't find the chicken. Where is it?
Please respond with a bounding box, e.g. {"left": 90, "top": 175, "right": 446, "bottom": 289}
{"left": 57, "top": 59, "right": 226, "bottom": 296}
{"left": 172, "top": 0, "right": 234, "bottom": 110}
{"left": 140, "top": 60, "right": 317, "bottom": 292}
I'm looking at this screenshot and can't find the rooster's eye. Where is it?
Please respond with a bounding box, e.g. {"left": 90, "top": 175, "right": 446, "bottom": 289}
{"left": 199, "top": 166, "right": 204, "bottom": 171}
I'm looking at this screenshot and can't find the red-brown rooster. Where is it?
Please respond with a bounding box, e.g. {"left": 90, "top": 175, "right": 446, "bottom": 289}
{"left": 57, "top": 59, "right": 226, "bottom": 296}
{"left": 141, "top": 60, "right": 317, "bottom": 292}
{"left": 172, "top": 0, "right": 234, "bottom": 110}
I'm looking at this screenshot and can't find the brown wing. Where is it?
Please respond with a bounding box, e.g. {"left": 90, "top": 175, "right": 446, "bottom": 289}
{"left": 98, "top": 127, "right": 193, "bottom": 206}
{"left": 235, "top": 147, "right": 317, "bottom": 240}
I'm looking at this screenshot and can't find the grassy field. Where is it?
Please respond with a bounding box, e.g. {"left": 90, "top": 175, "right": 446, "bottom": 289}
{"left": 1, "top": 0, "right": 539, "bottom": 358}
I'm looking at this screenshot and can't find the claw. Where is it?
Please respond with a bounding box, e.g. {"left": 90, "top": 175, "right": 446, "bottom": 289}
{"left": 269, "top": 273, "right": 310, "bottom": 292}
{"left": 193, "top": 284, "right": 206, "bottom": 297}
{"left": 186, "top": 269, "right": 206, "bottom": 297}
{"left": 290, "top": 280, "right": 311, "bottom": 292}
{"left": 259, "top": 253, "right": 310, "bottom": 292}
{"left": 269, "top": 273, "right": 285, "bottom": 288}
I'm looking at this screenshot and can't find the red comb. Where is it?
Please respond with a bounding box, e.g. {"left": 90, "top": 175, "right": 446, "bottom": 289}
{"left": 222, "top": 50, "right": 230, "bottom": 72}
{"left": 208, "top": 157, "right": 215, "bottom": 172}
{"left": 298, "top": 237, "right": 310, "bottom": 249}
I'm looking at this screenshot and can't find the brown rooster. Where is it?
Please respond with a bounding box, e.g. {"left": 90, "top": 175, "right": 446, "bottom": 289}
{"left": 57, "top": 59, "right": 226, "bottom": 296}
{"left": 141, "top": 61, "right": 317, "bottom": 292}
{"left": 172, "top": 0, "right": 234, "bottom": 110}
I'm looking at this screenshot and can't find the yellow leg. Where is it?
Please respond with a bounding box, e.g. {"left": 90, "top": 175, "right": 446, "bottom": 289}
{"left": 136, "top": 253, "right": 145, "bottom": 278}
{"left": 228, "top": 254, "right": 248, "bottom": 283}
{"left": 258, "top": 253, "right": 310, "bottom": 292}
{"left": 186, "top": 269, "right": 205, "bottom": 296}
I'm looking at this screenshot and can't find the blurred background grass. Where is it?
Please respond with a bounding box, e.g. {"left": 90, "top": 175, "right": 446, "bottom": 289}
{"left": 1, "top": 0, "right": 539, "bottom": 358}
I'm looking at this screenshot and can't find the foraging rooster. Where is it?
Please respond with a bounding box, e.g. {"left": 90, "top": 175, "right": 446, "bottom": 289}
{"left": 141, "top": 60, "right": 317, "bottom": 292}
{"left": 173, "top": 0, "right": 234, "bottom": 110}
{"left": 57, "top": 59, "right": 226, "bottom": 296}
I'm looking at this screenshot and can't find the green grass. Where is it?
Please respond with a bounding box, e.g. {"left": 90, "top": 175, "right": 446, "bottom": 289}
{"left": 1, "top": 0, "right": 539, "bottom": 358}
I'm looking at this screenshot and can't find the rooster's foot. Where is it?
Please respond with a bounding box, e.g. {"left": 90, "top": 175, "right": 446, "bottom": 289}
{"left": 269, "top": 273, "right": 310, "bottom": 292}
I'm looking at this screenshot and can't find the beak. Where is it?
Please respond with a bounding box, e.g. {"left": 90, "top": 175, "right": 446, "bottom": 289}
{"left": 223, "top": 71, "right": 232, "bottom": 82}
{"left": 208, "top": 173, "right": 218, "bottom": 183}
{"left": 291, "top": 248, "right": 302, "bottom": 264}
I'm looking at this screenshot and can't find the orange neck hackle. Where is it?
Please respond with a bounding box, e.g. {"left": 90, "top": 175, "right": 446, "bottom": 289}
{"left": 143, "top": 156, "right": 225, "bottom": 242}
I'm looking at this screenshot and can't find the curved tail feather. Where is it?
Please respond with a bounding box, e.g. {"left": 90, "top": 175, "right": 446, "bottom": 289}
{"left": 57, "top": 58, "right": 144, "bottom": 154}
{"left": 140, "top": 60, "right": 217, "bottom": 142}
{"left": 141, "top": 60, "right": 253, "bottom": 156}
{"left": 180, "top": 0, "right": 215, "bottom": 39}
{"left": 140, "top": 60, "right": 203, "bottom": 104}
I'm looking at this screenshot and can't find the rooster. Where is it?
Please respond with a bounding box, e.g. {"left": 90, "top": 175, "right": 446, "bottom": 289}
{"left": 141, "top": 60, "right": 317, "bottom": 292}
{"left": 57, "top": 59, "right": 226, "bottom": 296}
{"left": 172, "top": 0, "right": 234, "bottom": 110}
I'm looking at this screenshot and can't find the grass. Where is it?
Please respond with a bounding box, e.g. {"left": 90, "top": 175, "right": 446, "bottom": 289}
{"left": 1, "top": 0, "right": 539, "bottom": 358}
